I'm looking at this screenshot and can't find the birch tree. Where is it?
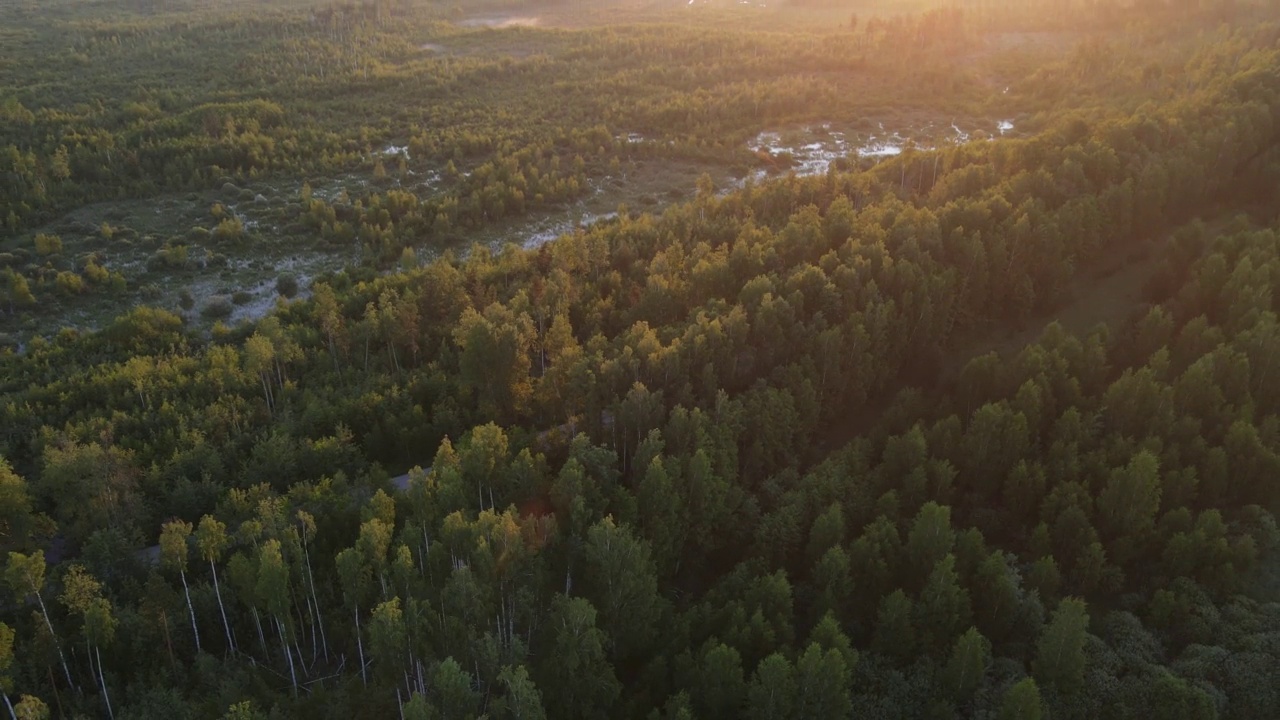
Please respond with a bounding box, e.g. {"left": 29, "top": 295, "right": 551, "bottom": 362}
{"left": 58, "top": 565, "right": 116, "bottom": 719}
{"left": 336, "top": 547, "right": 372, "bottom": 686}
{"left": 256, "top": 540, "right": 298, "bottom": 695}
{"left": 3, "top": 552, "right": 73, "bottom": 690}
{"left": 160, "top": 520, "right": 202, "bottom": 655}
{"left": 0, "top": 622, "right": 16, "bottom": 720}
{"left": 195, "top": 515, "right": 236, "bottom": 653}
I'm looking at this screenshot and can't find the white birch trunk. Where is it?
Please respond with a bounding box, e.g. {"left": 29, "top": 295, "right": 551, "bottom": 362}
{"left": 35, "top": 591, "right": 75, "bottom": 691}
{"left": 210, "top": 561, "right": 236, "bottom": 653}
{"left": 179, "top": 569, "right": 202, "bottom": 654}
{"left": 96, "top": 645, "right": 114, "bottom": 720}
{"left": 252, "top": 607, "right": 268, "bottom": 657}
{"left": 303, "top": 545, "right": 329, "bottom": 661}
{"left": 277, "top": 618, "right": 298, "bottom": 696}
{"left": 3, "top": 690, "right": 17, "bottom": 720}
{"left": 355, "top": 605, "right": 367, "bottom": 687}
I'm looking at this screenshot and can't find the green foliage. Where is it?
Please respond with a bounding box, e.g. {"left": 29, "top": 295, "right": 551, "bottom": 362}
{"left": 32, "top": 235, "right": 61, "bottom": 257}
{"left": 276, "top": 274, "right": 299, "bottom": 299}
{"left": 1, "top": 2, "right": 1280, "bottom": 718}
{"left": 1000, "top": 678, "right": 1043, "bottom": 720}
{"left": 944, "top": 627, "right": 992, "bottom": 701}
{"left": 1034, "top": 598, "right": 1090, "bottom": 695}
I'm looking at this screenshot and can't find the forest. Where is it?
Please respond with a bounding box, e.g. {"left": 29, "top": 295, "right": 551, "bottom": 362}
{"left": 3, "top": 0, "right": 1280, "bottom": 718}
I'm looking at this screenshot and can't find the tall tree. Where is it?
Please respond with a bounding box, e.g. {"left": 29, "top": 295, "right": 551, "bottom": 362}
{"left": 3, "top": 552, "right": 73, "bottom": 690}
{"left": 336, "top": 547, "right": 372, "bottom": 686}
{"left": 794, "top": 642, "right": 852, "bottom": 719}
{"left": 256, "top": 540, "right": 298, "bottom": 695}
{"left": 454, "top": 302, "right": 537, "bottom": 420}
{"left": 943, "top": 627, "right": 992, "bottom": 702}
{"left": 999, "top": 678, "right": 1043, "bottom": 720}
{"left": 692, "top": 642, "right": 746, "bottom": 720}
{"left": 195, "top": 515, "right": 236, "bottom": 653}
{"left": 746, "top": 653, "right": 796, "bottom": 720}
{"left": 906, "top": 502, "right": 955, "bottom": 589}
{"left": 537, "top": 596, "right": 619, "bottom": 720}
{"left": 368, "top": 598, "right": 408, "bottom": 688}
{"left": 0, "top": 621, "right": 16, "bottom": 720}
{"left": 1034, "top": 598, "right": 1089, "bottom": 695}
{"left": 58, "top": 565, "right": 116, "bottom": 718}
{"left": 0, "top": 460, "right": 35, "bottom": 554}
{"left": 294, "top": 510, "right": 328, "bottom": 662}
{"left": 496, "top": 665, "right": 547, "bottom": 720}
{"left": 915, "top": 554, "right": 973, "bottom": 653}
{"left": 1097, "top": 450, "right": 1162, "bottom": 561}
{"left": 872, "top": 589, "right": 916, "bottom": 664}
{"left": 160, "top": 520, "right": 202, "bottom": 655}
{"left": 582, "top": 517, "right": 661, "bottom": 661}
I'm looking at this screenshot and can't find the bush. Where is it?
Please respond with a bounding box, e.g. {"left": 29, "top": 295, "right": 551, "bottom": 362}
{"left": 55, "top": 271, "right": 85, "bottom": 295}
{"left": 232, "top": 290, "right": 253, "bottom": 305}
{"left": 276, "top": 273, "right": 298, "bottom": 298}
{"left": 201, "top": 297, "right": 233, "bottom": 319}
{"left": 83, "top": 262, "right": 110, "bottom": 284}
{"left": 34, "top": 233, "right": 63, "bottom": 256}
{"left": 148, "top": 245, "right": 190, "bottom": 270}
{"left": 213, "top": 218, "right": 244, "bottom": 243}
{"left": 178, "top": 289, "right": 195, "bottom": 310}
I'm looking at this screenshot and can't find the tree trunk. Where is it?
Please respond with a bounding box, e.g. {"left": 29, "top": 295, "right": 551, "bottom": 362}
{"left": 95, "top": 645, "right": 114, "bottom": 720}
{"left": 34, "top": 591, "right": 76, "bottom": 691}
{"left": 252, "top": 607, "right": 268, "bottom": 658}
{"left": 3, "top": 691, "right": 17, "bottom": 720}
{"left": 355, "top": 605, "right": 367, "bottom": 687}
{"left": 303, "top": 545, "right": 329, "bottom": 661}
{"left": 260, "top": 374, "right": 274, "bottom": 416}
{"left": 179, "top": 569, "right": 202, "bottom": 654}
{"left": 210, "top": 561, "right": 236, "bottom": 653}
{"left": 277, "top": 618, "right": 298, "bottom": 696}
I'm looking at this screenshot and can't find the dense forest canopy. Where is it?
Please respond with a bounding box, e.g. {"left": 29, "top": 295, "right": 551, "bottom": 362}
{"left": 3, "top": 0, "right": 1280, "bottom": 718}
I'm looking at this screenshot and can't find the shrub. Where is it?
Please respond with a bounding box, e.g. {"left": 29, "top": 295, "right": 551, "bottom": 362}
{"left": 201, "top": 297, "right": 233, "bottom": 319}
{"left": 83, "top": 262, "right": 110, "bottom": 284}
{"left": 213, "top": 218, "right": 244, "bottom": 243}
{"left": 232, "top": 290, "right": 253, "bottom": 305}
{"left": 276, "top": 273, "right": 298, "bottom": 298}
{"left": 55, "top": 271, "right": 85, "bottom": 295}
{"left": 34, "top": 233, "right": 63, "bottom": 256}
